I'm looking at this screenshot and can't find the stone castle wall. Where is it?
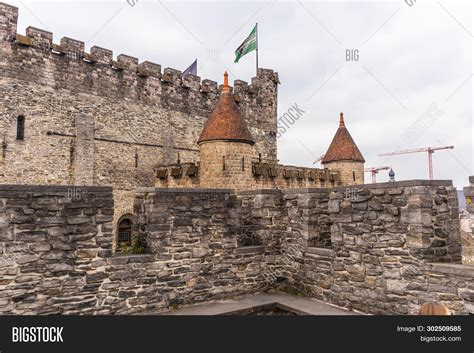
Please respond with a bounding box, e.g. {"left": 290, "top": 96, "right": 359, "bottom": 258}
{"left": 0, "top": 184, "right": 115, "bottom": 314}
{"left": 0, "top": 2, "right": 279, "bottom": 237}
{"left": 250, "top": 163, "right": 341, "bottom": 189}
{"left": 464, "top": 176, "right": 474, "bottom": 232}
{"left": 464, "top": 177, "right": 474, "bottom": 262}
{"left": 1, "top": 180, "right": 473, "bottom": 315}
{"left": 0, "top": 3, "right": 471, "bottom": 314}
{"left": 208, "top": 181, "right": 472, "bottom": 315}
{"left": 0, "top": 185, "right": 276, "bottom": 314}
{"left": 272, "top": 180, "right": 471, "bottom": 314}
{"left": 155, "top": 162, "right": 342, "bottom": 190}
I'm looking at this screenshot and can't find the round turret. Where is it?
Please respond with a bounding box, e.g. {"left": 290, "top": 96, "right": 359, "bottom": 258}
{"left": 322, "top": 112, "right": 365, "bottom": 185}
{"left": 198, "top": 72, "right": 254, "bottom": 190}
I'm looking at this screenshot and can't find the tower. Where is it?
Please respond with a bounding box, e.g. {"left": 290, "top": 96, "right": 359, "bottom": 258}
{"left": 322, "top": 112, "right": 365, "bottom": 185}
{"left": 198, "top": 72, "right": 255, "bottom": 190}
{"left": 0, "top": 3, "right": 18, "bottom": 42}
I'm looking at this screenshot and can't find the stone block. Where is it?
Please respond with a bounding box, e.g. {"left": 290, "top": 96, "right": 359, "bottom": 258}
{"left": 46, "top": 263, "right": 73, "bottom": 272}
{"left": 328, "top": 200, "right": 339, "bottom": 213}
{"left": 386, "top": 279, "right": 408, "bottom": 292}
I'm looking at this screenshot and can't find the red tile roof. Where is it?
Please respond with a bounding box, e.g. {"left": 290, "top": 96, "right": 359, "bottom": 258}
{"left": 322, "top": 112, "right": 365, "bottom": 163}
{"left": 198, "top": 72, "right": 254, "bottom": 145}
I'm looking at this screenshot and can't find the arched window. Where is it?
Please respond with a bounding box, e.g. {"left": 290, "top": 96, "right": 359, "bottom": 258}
{"left": 118, "top": 218, "right": 132, "bottom": 245}
{"left": 16, "top": 115, "right": 25, "bottom": 140}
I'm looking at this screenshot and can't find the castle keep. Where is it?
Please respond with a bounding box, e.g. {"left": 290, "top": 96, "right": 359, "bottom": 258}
{"left": 0, "top": 2, "right": 366, "bottom": 244}
{"left": 1, "top": 2, "right": 473, "bottom": 316}
{"left": 0, "top": 2, "right": 276, "bottom": 237}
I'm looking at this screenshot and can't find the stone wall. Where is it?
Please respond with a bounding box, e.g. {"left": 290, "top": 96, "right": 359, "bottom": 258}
{"left": 155, "top": 162, "right": 342, "bottom": 190}
{"left": 133, "top": 188, "right": 279, "bottom": 300}
{"left": 273, "top": 180, "right": 472, "bottom": 314}
{"left": 464, "top": 176, "right": 474, "bottom": 232}
{"left": 100, "top": 188, "right": 278, "bottom": 313}
{"left": 136, "top": 180, "right": 472, "bottom": 315}
{"left": 327, "top": 181, "right": 462, "bottom": 263}
{"left": 0, "top": 185, "right": 277, "bottom": 314}
{"left": 251, "top": 163, "right": 341, "bottom": 189}
{"left": 0, "top": 184, "right": 114, "bottom": 314}
{"left": 463, "top": 177, "right": 474, "bottom": 263}
{"left": 1, "top": 181, "right": 472, "bottom": 315}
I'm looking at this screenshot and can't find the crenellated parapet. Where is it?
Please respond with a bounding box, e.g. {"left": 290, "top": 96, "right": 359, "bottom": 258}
{"left": 0, "top": 2, "right": 17, "bottom": 41}
{"left": 251, "top": 162, "right": 340, "bottom": 189}
{"left": 153, "top": 159, "right": 341, "bottom": 190}
{"left": 0, "top": 2, "right": 278, "bottom": 120}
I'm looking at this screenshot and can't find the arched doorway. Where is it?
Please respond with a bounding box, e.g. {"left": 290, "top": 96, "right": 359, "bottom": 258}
{"left": 117, "top": 218, "right": 133, "bottom": 246}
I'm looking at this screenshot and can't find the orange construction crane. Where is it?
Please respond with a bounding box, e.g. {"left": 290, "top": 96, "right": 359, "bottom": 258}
{"left": 379, "top": 146, "right": 454, "bottom": 180}
{"left": 364, "top": 166, "right": 391, "bottom": 183}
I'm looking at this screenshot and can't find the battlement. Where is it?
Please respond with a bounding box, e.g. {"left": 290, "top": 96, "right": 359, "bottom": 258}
{"left": 0, "top": 2, "right": 279, "bottom": 112}
{"left": 153, "top": 160, "right": 340, "bottom": 190}
{"left": 251, "top": 163, "right": 340, "bottom": 189}
{"left": 0, "top": 2, "right": 17, "bottom": 41}
{"left": 0, "top": 1, "right": 279, "bottom": 163}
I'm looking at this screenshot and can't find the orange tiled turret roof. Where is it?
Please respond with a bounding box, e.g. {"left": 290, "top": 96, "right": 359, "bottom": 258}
{"left": 322, "top": 112, "right": 365, "bottom": 163}
{"left": 198, "top": 72, "right": 254, "bottom": 145}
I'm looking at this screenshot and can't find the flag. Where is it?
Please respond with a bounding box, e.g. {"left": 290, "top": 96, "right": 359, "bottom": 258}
{"left": 182, "top": 59, "right": 197, "bottom": 77}
{"left": 234, "top": 25, "right": 257, "bottom": 63}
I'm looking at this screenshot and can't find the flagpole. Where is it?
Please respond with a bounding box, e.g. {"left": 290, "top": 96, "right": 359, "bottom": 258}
{"left": 255, "top": 23, "right": 259, "bottom": 76}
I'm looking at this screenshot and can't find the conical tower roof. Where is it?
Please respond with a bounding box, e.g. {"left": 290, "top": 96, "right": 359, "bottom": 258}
{"left": 322, "top": 112, "right": 365, "bottom": 163}
{"left": 198, "top": 72, "right": 254, "bottom": 145}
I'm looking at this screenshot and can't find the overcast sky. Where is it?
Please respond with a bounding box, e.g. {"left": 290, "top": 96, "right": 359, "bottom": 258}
{"left": 8, "top": 0, "right": 473, "bottom": 188}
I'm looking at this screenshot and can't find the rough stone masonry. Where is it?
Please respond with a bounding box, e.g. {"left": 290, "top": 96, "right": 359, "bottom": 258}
{"left": 1, "top": 2, "right": 372, "bottom": 250}
{"left": 0, "top": 2, "right": 473, "bottom": 315}
{"left": 0, "top": 2, "right": 279, "bottom": 242}
{"left": 0, "top": 180, "right": 473, "bottom": 315}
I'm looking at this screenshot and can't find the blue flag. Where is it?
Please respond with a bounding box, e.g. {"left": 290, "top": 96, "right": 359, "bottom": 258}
{"left": 182, "top": 59, "right": 197, "bottom": 77}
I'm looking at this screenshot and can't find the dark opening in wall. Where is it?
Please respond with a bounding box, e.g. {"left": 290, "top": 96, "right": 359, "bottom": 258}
{"left": 352, "top": 171, "right": 356, "bottom": 181}
{"left": 118, "top": 218, "right": 132, "bottom": 245}
{"left": 116, "top": 214, "right": 146, "bottom": 254}
{"left": 237, "top": 233, "right": 262, "bottom": 247}
{"left": 242, "top": 157, "right": 245, "bottom": 171}
{"left": 16, "top": 115, "right": 25, "bottom": 140}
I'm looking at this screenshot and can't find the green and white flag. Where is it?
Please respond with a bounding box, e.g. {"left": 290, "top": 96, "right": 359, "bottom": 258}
{"left": 234, "top": 25, "right": 257, "bottom": 63}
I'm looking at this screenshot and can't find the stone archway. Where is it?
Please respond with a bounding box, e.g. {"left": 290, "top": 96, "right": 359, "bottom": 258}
{"left": 115, "top": 213, "right": 138, "bottom": 252}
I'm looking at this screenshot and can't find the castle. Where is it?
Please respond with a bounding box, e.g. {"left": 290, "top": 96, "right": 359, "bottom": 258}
{"left": 0, "top": 2, "right": 365, "bottom": 249}
{"left": 1, "top": 2, "right": 473, "bottom": 316}
{"left": 154, "top": 72, "right": 365, "bottom": 191}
